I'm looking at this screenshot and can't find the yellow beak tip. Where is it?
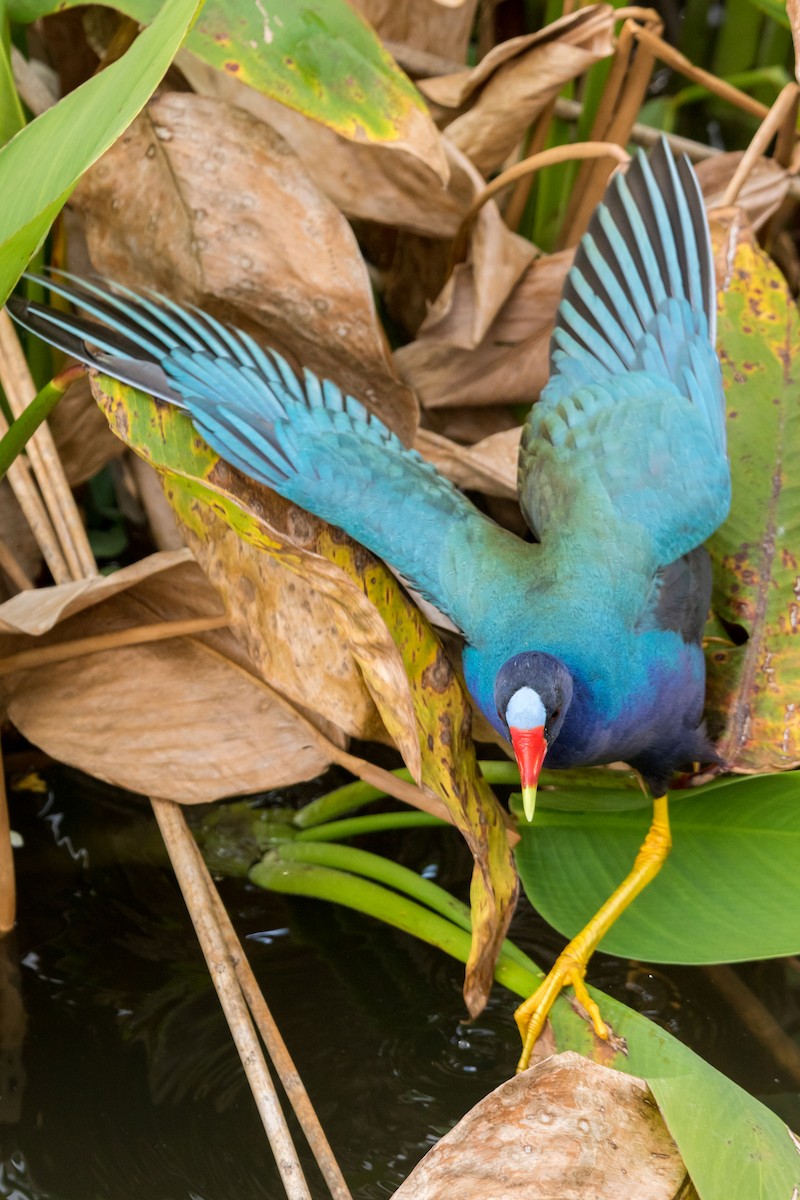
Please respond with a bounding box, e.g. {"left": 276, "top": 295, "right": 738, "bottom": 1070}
{"left": 522, "top": 785, "right": 538, "bottom": 823}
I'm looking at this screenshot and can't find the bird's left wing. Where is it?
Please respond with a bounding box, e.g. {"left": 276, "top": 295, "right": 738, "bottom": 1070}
{"left": 518, "top": 140, "right": 730, "bottom": 573}
{"left": 8, "top": 275, "right": 526, "bottom": 638}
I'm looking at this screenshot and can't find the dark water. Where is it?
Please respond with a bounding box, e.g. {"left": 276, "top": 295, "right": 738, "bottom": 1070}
{"left": 1, "top": 766, "right": 798, "bottom": 1199}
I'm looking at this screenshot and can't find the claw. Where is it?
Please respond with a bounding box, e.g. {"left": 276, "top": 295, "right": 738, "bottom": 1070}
{"left": 514, "top": 951, "right": 609, "bottom": 1072}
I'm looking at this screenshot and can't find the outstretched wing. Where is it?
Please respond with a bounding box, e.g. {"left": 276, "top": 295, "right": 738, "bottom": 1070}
{"left": 519, "top": 139, "right": 730, "bottom": 571}
{"left": 8, "top": 274, "right": 527, "bottom": 638}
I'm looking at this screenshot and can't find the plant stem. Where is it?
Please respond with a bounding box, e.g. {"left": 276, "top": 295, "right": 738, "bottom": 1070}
{"left": 250, "top": 854, "right": 540, "bottom": 1000}
{"left": 265, "top": 840, "right": 539, "bottom": 976}
{"left": 293, "top": 761, "right": 519, "bottom": 829}
{"left": 294, "top": 811, "right": 446, "bottom": 841}
{"left": 0, "top": 366, "right": 80, "bottom": 481}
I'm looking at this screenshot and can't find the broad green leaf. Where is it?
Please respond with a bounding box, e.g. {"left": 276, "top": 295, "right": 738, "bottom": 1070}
{"left": 705, "top": 215, "right": 800, "bottom": 770}
{"left": 94, "top": 374, "right": 517, "bottom": 1017}
{"left": 8, "top": 0, "right": 428, "bottom": 144}
{"left": 0, "top": 5, "right": 25, "bottom": 147}
{"left": 515, "top": 771, "right": 800, "bottom": 963}
{"left": 0, "top": 0, "right": 200, "bottom": 306}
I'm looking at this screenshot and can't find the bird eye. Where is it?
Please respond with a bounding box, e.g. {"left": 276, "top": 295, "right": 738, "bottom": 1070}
{"left": 552, "top": 707, "right": 561, "bottom": 721}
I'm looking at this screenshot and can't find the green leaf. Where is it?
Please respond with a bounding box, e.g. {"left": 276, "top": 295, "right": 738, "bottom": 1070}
{"left": 8, "top": 0, "right": 426, "bottom": 143}
{"left": 0, "top": 0, "right": 200, "bottom": 307}
{"left": 0, "top": 5, "right": 25, "bottom": 147}
{"left": 705, "top": 220, "right": 800, "bottom": 771}
{"left": 515, "top": 771, "right": 800, "bottom": 963}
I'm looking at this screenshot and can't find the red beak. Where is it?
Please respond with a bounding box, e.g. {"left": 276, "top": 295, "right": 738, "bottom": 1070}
{"left": 509, "top": 724, "right": 547, "bottom": 821}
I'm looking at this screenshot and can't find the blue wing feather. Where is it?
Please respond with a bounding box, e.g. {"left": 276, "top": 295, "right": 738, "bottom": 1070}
{"left": 7, "top": 274, "right": 522, "bottom": 637}
{"left": 521, "top": 139, "right": 729, "bottom": 568}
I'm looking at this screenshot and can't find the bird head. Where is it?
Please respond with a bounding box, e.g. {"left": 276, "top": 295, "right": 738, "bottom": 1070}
{"left": 494, "top": 652, "right": 573, "bottom": 822}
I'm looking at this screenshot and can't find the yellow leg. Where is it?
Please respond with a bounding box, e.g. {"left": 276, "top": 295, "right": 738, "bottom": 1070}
{"left": 515, "top": 794, "right": 672, "bottom": 1072}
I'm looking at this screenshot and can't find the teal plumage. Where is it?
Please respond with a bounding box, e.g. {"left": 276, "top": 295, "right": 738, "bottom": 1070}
{"left": 8, "top": 139, "right": 729, "bottom": 808}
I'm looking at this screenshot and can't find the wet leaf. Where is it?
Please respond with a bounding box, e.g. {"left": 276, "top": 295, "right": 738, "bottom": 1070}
{"left": 73, "top": 91, "right": 417, "bottom": 443}
{"left": 395, "top": 1052, "right": 691, "bottom": 1199}
{"left": 96, "top": 376, "right": 518, "bottom": 1013}
{"left": 419, "top": 7, "right": 615, "bottom": 175}
{"left": 705, "top": 211, "right": 800, "bottom": 771}
{"left": 10, "top": 0, "right": 431, "bottom": 149}
{"left": 0, "top": 550, "right": 335, "bottom": 802}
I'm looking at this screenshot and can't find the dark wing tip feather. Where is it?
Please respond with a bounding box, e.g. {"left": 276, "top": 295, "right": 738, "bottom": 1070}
{"left": 550, "top": 137, "right": 714, "bottom": 375}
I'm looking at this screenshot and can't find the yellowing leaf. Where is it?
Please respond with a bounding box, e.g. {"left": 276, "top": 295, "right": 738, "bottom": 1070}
{"left": 705, "top": 212, "right": 800, "bottom": 771}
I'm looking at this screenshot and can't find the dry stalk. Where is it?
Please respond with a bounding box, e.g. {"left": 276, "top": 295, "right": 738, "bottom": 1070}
{"left": 0, "top": 540, "right": 34, "bottom": 592}
{"left": 503, "top": 98, "right": 559, "bottom": 232}
{"left": 452, "top": 141, "right": 631, "bottom": 265}
{"left": 721, "top": 83, "right": 800, "bottom": 206}
{"left": 151, "top": 798, "right": 314, "bottom": 1200}
{"left": 560, "top": 13, "right": 661, "bottom": 245}
{"left": 0, "top": 311, "right": 97, "bottom": 580}
{"left": 0, "top": 742, "right": 14, "bottom": 933}
{"left": 634, "top": 25, "right": 770, "bottom": 122}
{"left": 186, "top": 832, "right": 353, "bottom": 1200}
{"left": 0, "top": 419, "right": 69, "bottom": 583}
{"left": 0, "top": 615, "right": 230, "bottom": 676}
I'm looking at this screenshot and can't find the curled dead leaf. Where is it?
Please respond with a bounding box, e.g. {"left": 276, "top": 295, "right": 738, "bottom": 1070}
{"left": 72, "top": 91, "right": 417, "bottom": 442}
{"left": 394, "top": 1052, "right": 692, "bottom": 1199}
{"left": 176, "top": 52, "right": 465, "bottom": 239}
{"left": 698, "top": 152, "right": 791, "bottom": 232}
{"left": 395, "top": 249, "right": 571, "bottom": 408}
{"left": 420, "top": 7, "right": 615, "bottom": 175}
{"left": 0, "top": 551, "right": 336, "bottom": 803}
{"left": 352, "top": 0, "right": 478, "bottom": 63}
{"left": 95, "top": 376, "right": 518, "bottom": 1016}
{"left": 415, "top": 427, "right": 519, "bottom": 499}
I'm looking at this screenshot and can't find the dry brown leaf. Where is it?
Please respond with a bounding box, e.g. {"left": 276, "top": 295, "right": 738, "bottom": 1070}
{"left": 352, "top": 0, "right": 478, "bottom": 62}
{"left": 0, "top": 480, "right": 41, "bottom": 598}
{"left": 394, "top": 1052, "right": 692, "bottom": 1199}
{"left": 423, "top": 403, "right": 520, "bottom": 443}
{"left": 697, "top": 152, "right": 791, "bottom": 232}
{"left": 395, "top": 248, "right": 571, "bottom": 408}
{"left": 0, "top": 551, "right": 337, "bottom": 802}
{"left": 415, "top": 427, "right": 519, "bottom": 498}
{"left": 381, "top": 141, "right": 536, "bottom": 339}
{"left": 177, "top": 52, "right": 467, "bottom": 239}
{"left": 175, "top": 506, "right": 392, "bottom": 749}
{"left": 420, "top": 7, "right": 615, "bottom": 175}
{"left": 72, "top": 91, "right": 417, "bottom": 443}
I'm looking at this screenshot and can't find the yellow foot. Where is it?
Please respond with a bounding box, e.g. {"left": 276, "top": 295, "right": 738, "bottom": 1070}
{"left": 514, "top": 949, "right": 609, "bottom": 1073}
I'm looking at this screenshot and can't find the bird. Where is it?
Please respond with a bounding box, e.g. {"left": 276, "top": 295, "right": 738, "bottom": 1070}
{"left": 7, "top": 138, "right": 730, "bottom": 1071}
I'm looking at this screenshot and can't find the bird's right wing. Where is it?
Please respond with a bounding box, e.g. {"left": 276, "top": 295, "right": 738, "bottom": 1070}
{"left": 8, "top": 276, "right": 528, "bottom": 640}
{"left": 518, "top": 140, "right": 730, "bottom": 573}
